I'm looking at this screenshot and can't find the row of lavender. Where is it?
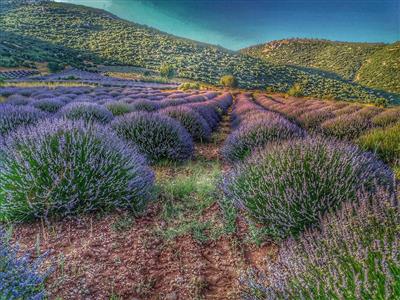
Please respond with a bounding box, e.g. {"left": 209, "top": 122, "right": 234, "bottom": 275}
{"left": 0, "top": 86, "right": 232, "bottom": 222}
{"left": 220, "top": 93, "right": 398, "bottom": 299}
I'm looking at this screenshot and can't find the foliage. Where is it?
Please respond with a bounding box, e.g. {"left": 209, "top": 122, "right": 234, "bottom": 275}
{"left": 220, "top": 75, "right": 238, "bottom": 88}
{"left": 0, "top": 104, "right": 46, "bottom": 136}
{"left": 357, "top": 123, "right": 400, "bottom": 164}
{"left": 222, "top": 137, "right": 394, "bottom": 239}
{"left": 241, "top": 38, "right": 400, "bottom": 94}
{"left": 47, "top": 61, "right": 64, "bottom": 73}
{"left": 159, "top": 63, "right": 175, "bottom": 79}
{"left": 179, "top": 82, "right": 200, "bottom": 91}
{"left": 0, "top": 228, "right": 49, "bottom": 300}
{"left": 111, "top": 112, "right": 194, "bottom": 162}
{"left": 160, "top": 106, "right": 212, "bottom": 142}
{"left": 287, "top": 83, "right": 304, "bottom": 97}
{"left": 0, "top": 3, "right": 395, "bottom": 104}
{"left": 371, "top": 107, "right": 400, "bottom": 127}
{"left": 59, "top": 101, "right": 114, "bottom": 123}
{"left": 0, "top": 118, "right": 154, "bottom": 221}
{"left": 242, "top": 190, "right": 399, "bottom": 300}
{"left": 105, "top": 101, "right": 135, "bottom": 116}
{"left": 31, "top": 98, "right": 65, "bottom": 113}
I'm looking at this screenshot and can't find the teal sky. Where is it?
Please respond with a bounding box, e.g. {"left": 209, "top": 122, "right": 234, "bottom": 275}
{"left": 56, "top": 0, "right": 400, "bottom": 50}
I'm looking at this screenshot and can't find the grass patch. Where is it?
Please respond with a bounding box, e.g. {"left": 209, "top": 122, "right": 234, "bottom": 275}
{"left": 154, "top": 160, "right": 225, "bottom": 243}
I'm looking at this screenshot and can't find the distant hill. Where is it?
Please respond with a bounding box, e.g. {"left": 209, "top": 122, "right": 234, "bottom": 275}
{"left": 0, "top": 2, "right": 397, "bottom": 104}
{"left": 241, "top": 39, "right": 400, "bottom": 94}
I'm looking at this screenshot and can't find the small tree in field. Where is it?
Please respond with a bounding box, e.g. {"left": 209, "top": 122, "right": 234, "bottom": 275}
{"left": 287, "top": 83, "right": 304, "bottom": 97}
{"left": 159, "top": 64, "right": 175, "bottom": 79}
{"left": 220, "top": 75, "right": 238, "bottom": 88}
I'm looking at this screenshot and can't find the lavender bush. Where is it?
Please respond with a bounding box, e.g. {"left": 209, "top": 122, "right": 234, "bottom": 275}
{"left": 32, "top": 99, "right": 65, "bottom": 113}
{"left": 372, "top": 107, "right": 400, "bottom": 127}
{"left": 0, "top": 104, "right": 47, "bottom": 136}
{"left": 0, "top": 228, "right": 49, "bottom": 300}
{"left": 5, "top": 95, "right": 31, "bottom": 106}
{"left": 130, "top": 99, "right": 160, "bottom": 112}
{"left": 0, "top": 119, "right": 154, "bottom": 221}
{"left": 160, "top": 106, "right": 212, "bottom": 142}
{"left": 242, "top": 189, "right": 399, "bottom": 299}
{"left": 222, "top": 115, "right": 304, "bottom": 163}
{"left": 111, "top": 112, "right": 194, "bottom": 162}
{"left": 59, "top": 102, "right": 114, "bottom": 124}
{"left": 222, "top": 137, "right": 394, "bottom": 239}
{"left": 105, "top": 101, "right": 135, "bottom": 116}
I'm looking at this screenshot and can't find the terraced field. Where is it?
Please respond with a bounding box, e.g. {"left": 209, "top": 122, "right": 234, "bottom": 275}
{"left": 1, "top": 71, "right": 398, "bottom": 299}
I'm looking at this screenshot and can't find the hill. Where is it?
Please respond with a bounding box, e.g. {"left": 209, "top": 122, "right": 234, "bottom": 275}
{"left": 0, "top": 2, "right": 397, "bottom": 104}
{"left": 241, "top": 39, "right": 400, "bottom": 94}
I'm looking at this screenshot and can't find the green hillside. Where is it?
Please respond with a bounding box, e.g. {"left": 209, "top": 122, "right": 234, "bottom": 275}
{"left": 0, "top": 2, "right": 396, "bottom": 104}
{"left": 241, "top": 39, "right": 400, "bottom": 94}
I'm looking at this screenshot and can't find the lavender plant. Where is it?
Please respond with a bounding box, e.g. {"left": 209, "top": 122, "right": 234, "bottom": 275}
{"left": 222, "top": 116, "right": 304, "bottom": 163}
{"left": 242, "top": 189, "right": 399, "bottom": 300}
{"left": 0, "top": 104, "right": 47, "bottom": 136}
{"left": 0, "top": 118, "right": 154, "bottom": 221}
{"left": 222, "top": 137, "right": 394, "bottom": 239}
{"left": 5, "top": 95, "right": 31, "bottom": 106}
{"left": 371, "top": 107, "right": 400, "bottom": 127}
{"left": 160, "top": 106, "right": 212, "bottom": 142}
{"left": 31, "top": 98, "right": 65, "bottom": 113}
{"left": 111, "top": 112, "right": 194, "bottom": 162}
{"left": 59, "top": 102, "right": 114, "bottom": 123}
{"left": 0, "top": 228, "right": 49, "bottom": 299}
{"left": 105, "top": 101, "right": 135, "bottom": 116}
{"left": 130, "top": 99, "right": 160, "bottom": 112}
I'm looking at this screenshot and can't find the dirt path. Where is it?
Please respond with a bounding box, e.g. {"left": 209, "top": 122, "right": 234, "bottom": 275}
{"left": 12, "top": 94, "right": 278, "bottom": 300}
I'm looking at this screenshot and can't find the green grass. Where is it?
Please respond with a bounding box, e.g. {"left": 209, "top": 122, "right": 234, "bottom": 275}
{"left": 154, "top": 160, "right": 226, "bottom": 243}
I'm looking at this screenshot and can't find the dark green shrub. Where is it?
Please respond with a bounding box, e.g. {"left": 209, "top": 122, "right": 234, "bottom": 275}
{"left": 60, "top": 102, "right": 113, "bottom": 123}
{"left": 48, "top": 62, "right": 64, "bottom": 73}
{"left": 220, "top": 75, "right": 238, "bottom": 88}
{"left": 287, "top": 83, "right": 304, "bottom": 97}
{"left": 159, "top": 63, "right": 175, "bottom": 79}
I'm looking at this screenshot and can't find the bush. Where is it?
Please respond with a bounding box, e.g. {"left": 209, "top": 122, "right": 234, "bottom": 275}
{"left": 32, "top": 98, "right": 65, "bottom": 113}
{"left": 222, "top": 137, "right": 393, "bottom": 239}
{"left": 160, "top": 106, "right": 212, "bottom": 142}
{"left": 357, "top": 123, "right": 400, "bottom": 164}
{"left": 179, "top": 82, "right": 200, "bottom": 91}
{"left": 222, "top": 116, "right": 304, "bottom": 163}
{"left": 244, "top": 190, "right": 399, "bottom": 299}
{"left": 105, "top": 101, "right": 135, "bottom": 116}
{"left": 0, "top": 119, "right": 154, "bottom": 221}
{"left": 0, "top": 104, "right": 46, "bottom": 136}
{"left": 0, "top": 228, "right": 49, "bottom": 299}
{"left": 287, "top": 83, "right": 304, "bottom": 97}
{"left": 188, "top": 103, "right": 220, "bottom": 129}
{"left": 220, "top": 75, "right": 238, "bottom": 88}
{"left": 296, "top": 107, "right": 335, "bottom": 129}
{"left": 6, "top": 95, "right": 31, "bottom": 106}
{"left": 60, "top": 102, "right": 114, "bottom": 123}
{"left": 130, "top": 99, "right": 160, "bottom": 112}
{"left": 371, "top": 107, "right": 400, "bottom": 127}
{"left": 159, "top": 63, "right": 175, "bottom": 79}
{"left": 111, "top": 112, "right": 194, "bottom": 162}
{"left": 48, "top": 62, "right": 64, "bottom": 73}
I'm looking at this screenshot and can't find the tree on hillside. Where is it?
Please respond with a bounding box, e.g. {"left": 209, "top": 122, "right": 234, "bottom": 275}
{"left": 220, "top": 75, "right": 238, "bottom": 88}
{"left": 159, "top": 63, "right": 175, "bottom": 79}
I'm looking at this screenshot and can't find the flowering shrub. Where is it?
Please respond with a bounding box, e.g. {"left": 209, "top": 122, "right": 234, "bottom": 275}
{"left": 160, "top": 106, "right": 212, "bottom": 142}
{"left": 0, "top": 119, "right": 154, "bottom": 221}
{"left": 222, "top": 115, "right": 304, "bottom": 163}
{"left": 32, "top": 98, "right": 65, "bottom": 113}
{"left": 296, "top": 107, "right": 335, "bottom": 129}
{"left": 130, "top": 99, "right": 160, "bottom": 112}
{"left": 5, "top": 95, "right": 31, "bottom": 106}
{"left": 111, "top": 112, "right": 193, "bottom": 162}
{"left": 0, "top": 104, "right": 47, "bottom": 136}
{"left": 0, "top": 228, "right": 49, "bottom": 300}
{"left": 222, "top": 137, "right": 393, "bottom": 239}
{"left": 242, "top": 189, "right": 399, "bottom": 300}
{"left": 188, "top": 103, "right": 220, "bottom": 129}
{"left": 105, "top": 101, "right": 135, "bottom": 116}
{"left": 60, "top": 102, "right": 114, "bottom": 123}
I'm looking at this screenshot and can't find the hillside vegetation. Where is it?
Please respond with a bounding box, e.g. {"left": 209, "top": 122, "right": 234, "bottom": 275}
{"left": 242, "top": 39, "right": 400, "bottom": 94}
{"left": 0, "top": 2, "right": 397, "bottom": 104}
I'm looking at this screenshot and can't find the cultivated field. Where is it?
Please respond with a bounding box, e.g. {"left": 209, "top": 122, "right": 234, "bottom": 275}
{"left": 1, "top": 72, "right": 399, "bottom": 299}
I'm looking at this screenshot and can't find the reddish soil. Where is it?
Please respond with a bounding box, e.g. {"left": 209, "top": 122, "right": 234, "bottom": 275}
{"left": 12, "top": 98, "right": 278, "bottom": 299}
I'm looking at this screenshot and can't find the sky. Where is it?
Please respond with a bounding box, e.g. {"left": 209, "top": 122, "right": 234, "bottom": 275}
{"left": 56, "top": 0, "right": 400, "bottom": 50}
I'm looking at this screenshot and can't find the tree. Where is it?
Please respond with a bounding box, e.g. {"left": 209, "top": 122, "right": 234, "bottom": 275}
{"left": 159, "top": 63, "right": 175, "bottom": 79}
{"left": 48, "top": 62, "right": 64, "bottom": 73}
{"left": 220, "top": 75, "right": 238, "bottom": 88}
